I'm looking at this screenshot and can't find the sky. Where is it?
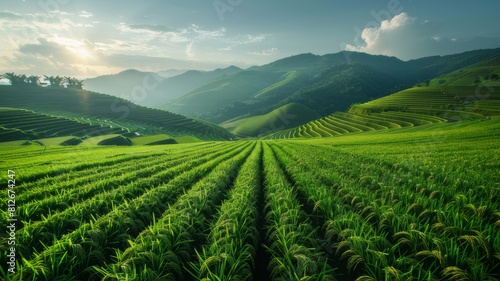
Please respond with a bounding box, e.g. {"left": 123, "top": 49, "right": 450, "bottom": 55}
{"left": 1, "top": 0, "right": 499, "bottom": 78}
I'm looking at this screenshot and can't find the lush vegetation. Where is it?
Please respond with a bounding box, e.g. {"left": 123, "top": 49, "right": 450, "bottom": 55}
{"left": 221, "top": 103, "right": 320, "bottom": 138}
{"left": 0, "top": 108, "right": 123, "bottom": 143}
{"left": 0, "top": 86, "right": 234, "bottom": 141}
{"left": 265, "top": 85, "right": 500, "bottom": 139}
{"left": 84, "top": 66, "right": 242, "bottom": 108}
{"left": 155, "top": 49, "right": 500, "bottom": 125}
{"left": 1, "top": 48, "right": 500, "bottom": 280}
{"left": 1, "top": 73, "right": 83, "bottom": 89}
{"left": 1, "top": 117, "right": 498, "bottom": 280}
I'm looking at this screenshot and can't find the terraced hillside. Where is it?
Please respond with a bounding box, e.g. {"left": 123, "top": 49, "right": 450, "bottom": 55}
{"left": 221, "top": 103, "right": 320, "bottom": 138}
{"left": 1, "top": 119, "right": 498, "bottom": 280}
{"left": 264, "top": 85, "right": 500, "bottom": 139}
{"left": 0, "top": 86, "right": 234, "bottom": 141}
{"left": 0, "top": 108, "right": 125, "bottom": 143}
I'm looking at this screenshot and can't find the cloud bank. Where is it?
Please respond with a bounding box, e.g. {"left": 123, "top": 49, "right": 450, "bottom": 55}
{"left": 345, "top": 12, "right": 500, "bottom": 60}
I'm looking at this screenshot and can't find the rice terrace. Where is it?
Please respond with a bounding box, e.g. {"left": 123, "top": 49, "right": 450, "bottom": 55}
{"left": 1, "top": 1, "right": 500, "bottom": 280}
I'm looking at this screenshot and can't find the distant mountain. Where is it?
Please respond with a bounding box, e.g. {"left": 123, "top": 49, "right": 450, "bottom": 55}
{"left": 156, "top": 69, "right": 189, "bottom": 78}
{"left": 83, "top": 65, "right": 242, "bottom": 108}
{"left": 83, "top": 69, "right": 165, "bottom": 100}
{"left": 156, "top": 65, "right": 242, "bottom": 104}
{"left": 161, "top": 48, "right": 500, "bottom": 126}
{"left": 163, "top": 70, "right": 283, "bottom": 117}
{"left": 84, "top": 48, "right": 500, "bottom": 129}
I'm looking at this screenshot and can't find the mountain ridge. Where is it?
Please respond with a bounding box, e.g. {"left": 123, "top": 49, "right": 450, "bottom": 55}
{"left": 82, "top": 48, "right": 500, "bottom": 133}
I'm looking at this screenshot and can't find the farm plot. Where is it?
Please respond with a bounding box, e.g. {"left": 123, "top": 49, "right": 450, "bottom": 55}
{"left": 1, "top": 119, "right": 499, "bottom": 280}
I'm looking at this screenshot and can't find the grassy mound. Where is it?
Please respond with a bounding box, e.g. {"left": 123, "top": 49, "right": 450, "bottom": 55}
{"left": 97, "top": 136, "right": 132, "bottom": 146}
{"left": 221, "top": 103, "right": 320, "bottom": 138}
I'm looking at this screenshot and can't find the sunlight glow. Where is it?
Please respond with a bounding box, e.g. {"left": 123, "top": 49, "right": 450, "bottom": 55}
{"left": 76, "top": 47, "right": 91, "bottom": 58}
{"left": 68, "top": 46, "right": 92, "bottom": 59}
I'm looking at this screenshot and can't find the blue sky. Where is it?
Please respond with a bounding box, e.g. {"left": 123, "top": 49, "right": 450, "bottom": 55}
{"left": 1, "top": 0, "right": 499, "bottom": 77}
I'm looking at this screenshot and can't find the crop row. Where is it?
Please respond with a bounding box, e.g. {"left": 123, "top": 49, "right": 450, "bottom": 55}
{"left": 1, "top": 128, "right": 498, "bottom": 280}
{"left": 270, "top": 140, "right": 499, "bottom": 280}
{"left": 263, "top": 110, "right": 446, "bottom": 140}
{"left": 5, "top": 143, "right": 239, "bottom": 255}
{"left": 187, "top": 142, "right": 263, "bottom": 280}
{"left": 93, "top": 142, "right": 255, "bottom": 280}
{"left": 0, "top": 108, "right": 123, "bottom": 141}
{"left": 2, "top": 142, "right": 249, "bottom": 280}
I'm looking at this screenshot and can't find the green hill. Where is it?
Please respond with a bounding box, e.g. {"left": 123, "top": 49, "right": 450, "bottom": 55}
{"left": 0, "top": 86, "right": 234, "bottom": 142}
{"left": 84, "top": 66, "right": 242, "bottom": 108}
{"left": 221, "top": 103, "right": 320, "bottom": 138}
{"left": 423, "top": 55, "right": 500, "bottom": 87}
{"left": 162, "top": 48, "right": 500, "bottom": 126}
{"left": 163, "top": 70, "right": 282, "bottom": 116}
{"left": 263, "top": 53, "right": 500, "bottom": 140}
{"left": 264, "top": 85, "right": 500, "bottom": 140}
{"left": 0, "top": 107, "right": 123, "bottom": 143}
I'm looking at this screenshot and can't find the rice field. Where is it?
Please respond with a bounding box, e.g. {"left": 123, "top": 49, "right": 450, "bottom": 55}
{"left": 264, "top": 86, "right": 500, "bottom": 140}
{"left": 1, "top": 118, "right": 499, "bottom": 280}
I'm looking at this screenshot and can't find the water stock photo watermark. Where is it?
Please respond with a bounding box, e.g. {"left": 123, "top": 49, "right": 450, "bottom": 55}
{"left": 5, "top": 170, "right": 17, "bottom": 274}
{"left": 213, "top": 0, "right": 243, "bottom": 21}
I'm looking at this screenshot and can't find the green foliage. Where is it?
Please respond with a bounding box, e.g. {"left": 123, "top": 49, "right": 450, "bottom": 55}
{"left": 221, "top": 103, "right": 320, "bottom": 138}
{"left": 265, "top": 85, "right": 500, "bottom": 140}
{"left": 97, "top": 135, "right": 132, "bottom": 146}
{"left": 0, "top": 107, "right": 499, "bottom": 280}
{"left": 0, "top": 86, "right": 234, "bottom": 141}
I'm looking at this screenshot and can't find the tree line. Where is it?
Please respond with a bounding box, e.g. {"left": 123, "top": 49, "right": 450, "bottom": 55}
{"left": 0, "top": 72, "right": 84, "bottom": 89}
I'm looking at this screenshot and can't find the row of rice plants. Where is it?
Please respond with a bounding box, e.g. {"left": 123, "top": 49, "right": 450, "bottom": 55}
{"left": 188, "top": 141, "right": 263, "bottom": 280}
{"left": 4, "top": 142, "right": 250, "bottom": 280}
{"left": 269, "top": 142, "right": 394, "bottom": 280}
{"left": 328, "top": 114, "right": 386, "bottom": 131}
{"left": 276, "top": 140, "right": 499, "bottom": 280}
{"left": 277, "top": 142, "right": 440, "bottom": 279}
{"left": 0, "top": 144, "right": 223, "bottom": 212}
{"left": 7, "top": 143, "right": 234, "bottom": 256}
{"left": 324, "top": 140, "right": 500, "bottom": 278}
{"left": 94, "top": 142, "right": 256, "bottom": 280}
{"left": 376, "top": 111, "right": 447, "bottom": 124}
{"left": 261, "top": 142, "right": 335, "bottom": 280}
{"left": 310, "top": 121, "right": 336, "bottom": 137}
{"left": 1, "top": 143, "right": 238, "bottom": 264}
{"left": 3, "top": 147, "right": 162, "bottom": 182}
{"left": 15, "top": 142, "right": 224, "bottom": 206}
{"left": 0, "top": 109, "right": 123, "bottom": 138}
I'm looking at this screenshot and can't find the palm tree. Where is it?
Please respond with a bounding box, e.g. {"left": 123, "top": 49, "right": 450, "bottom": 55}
{"left": 44, "top": 75, "right": 54, "bottom": 86}
{"left": 74, "top": 78, "right": 84, "bottom": 89}
{"left": 27, "top": 75, "right": 40, "bottom": 86}
{"left": 64, "top": 76, "right": 74, "bottom": 87}
{"left": 54, "top": 76, "right": 63, "bottom": 87}
{"left": 3, "top": 72, "right": 25, "bottom": 86}
{"left": 63, "top": 77, "right": 84, "bottom": 89}
{"left": 44, "top": 75, "right": 63, "bottom": 87}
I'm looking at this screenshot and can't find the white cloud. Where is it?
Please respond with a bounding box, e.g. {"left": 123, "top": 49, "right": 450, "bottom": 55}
{"left": 186, "top": 41, "right": 195, "bottom": 58}
{"left": 345, "top": 12, "right": 500, "bottom": 60}
{"left": 227, "top": 34, "right": 267, "bottom": 45}
{"left": 346, "top": 13, "right": 419, "bottom": 59}
{"left": 191, "top": 24, "right": 226, "bottom": 40}
{"left": 79, "top": 11, "right": 93, "bottom": 18}
{"left": 248, "top": 47, "right": 279, "bottom": 56}
{"left": 0, "top": 9, "right": 273, "bottom": 76}
{"left": 118, "top": 23, "right": 176, "bottom": 34}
